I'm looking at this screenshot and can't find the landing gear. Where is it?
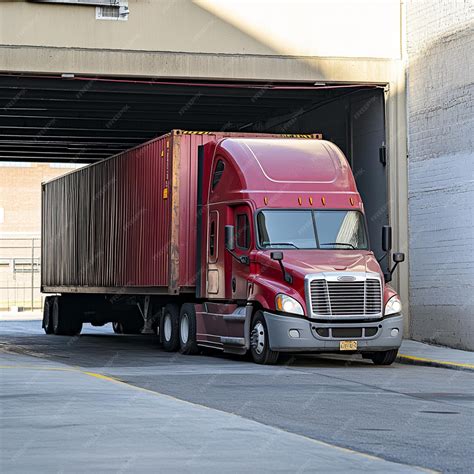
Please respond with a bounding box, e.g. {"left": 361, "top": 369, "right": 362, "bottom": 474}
{"left": 112, "top": 322, "right": 123, "bottom": 334}
{"left": 179, "top": 303, "right": 199, "bottom": 355}
{"left": 250, "top": 312, "right": 279, "bottom": 365}
{"left": 112, "top": 316, "right": 144, "bottom": 335}
{"left": 51, "top": 296, "right": 83, "bottom": 336}
{"left": 160, "top": 304, "right": 180, "bottom": 352}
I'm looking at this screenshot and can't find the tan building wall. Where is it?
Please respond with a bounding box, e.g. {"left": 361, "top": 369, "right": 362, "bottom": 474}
{"left": 1, "top": 0, "right": 401, "bottom": 58}
{"left": 0, "top": 163, "right": 83, "bottom": 310}
{"left": 0, "top": 163, "right": 82, "bottom": 236}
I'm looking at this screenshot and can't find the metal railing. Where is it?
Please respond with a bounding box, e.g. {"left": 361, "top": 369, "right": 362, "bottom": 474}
{"left": 0, "top": 238, "right": 42, "bottom": 311}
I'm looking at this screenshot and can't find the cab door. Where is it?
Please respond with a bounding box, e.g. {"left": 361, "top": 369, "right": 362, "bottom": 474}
{"left": 229, "top": 204, "right": 252, "bottom": 301}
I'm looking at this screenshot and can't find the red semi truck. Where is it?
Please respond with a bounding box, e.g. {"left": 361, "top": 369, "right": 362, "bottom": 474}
{"left": 41, "top": 129, "right": 404, "bottom": 365}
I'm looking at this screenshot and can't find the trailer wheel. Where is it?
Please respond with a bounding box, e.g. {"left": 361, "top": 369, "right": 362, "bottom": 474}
{"left": 52, "top": 296, "right": 83, "bottom": 336}
{"left": 370, "top": 349, "right": 398, "bottom": 366}
{"left": 250, "top": 312, "right": 279, "bottom": 365}
{"left": 42, "top": 296, "right": 54, "bottom": 334}
{"left": 160, "top": 304, "right": 180, "bottom": 352}
{"left": 179, "top": 304, "right": 199, "bottom": 355}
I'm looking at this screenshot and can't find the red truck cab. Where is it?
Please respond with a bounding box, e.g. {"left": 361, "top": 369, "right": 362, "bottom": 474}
{"left": 169, "top": 137, "right": 404, "bottom": 364}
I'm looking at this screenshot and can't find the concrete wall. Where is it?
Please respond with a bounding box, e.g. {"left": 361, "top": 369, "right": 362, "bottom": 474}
{"left": 406, "top": 0, "right": 474, "bottom": 349}
{"left": 0, "top": 0, "right": 401, "bottom": 58}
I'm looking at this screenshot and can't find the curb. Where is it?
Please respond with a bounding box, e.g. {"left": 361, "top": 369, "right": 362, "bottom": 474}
{"left": 397, "top": 354, "right": 474, "bottom": 373}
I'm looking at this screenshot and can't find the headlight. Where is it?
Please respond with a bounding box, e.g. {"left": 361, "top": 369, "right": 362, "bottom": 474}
{"left": 384, "top": 296, "right": 402, "bottom": 316}
{"left": 275, "top": 294, "right": 304, "bottom": 315}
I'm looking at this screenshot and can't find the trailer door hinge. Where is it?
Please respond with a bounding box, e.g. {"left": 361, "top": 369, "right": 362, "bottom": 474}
{"left": 379, "top": 145, "right": 387, "bottom": 166}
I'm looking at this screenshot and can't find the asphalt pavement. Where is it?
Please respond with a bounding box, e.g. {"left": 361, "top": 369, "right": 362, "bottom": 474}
{"left": 1, "top": 319, "right": 472, "bottom": 473}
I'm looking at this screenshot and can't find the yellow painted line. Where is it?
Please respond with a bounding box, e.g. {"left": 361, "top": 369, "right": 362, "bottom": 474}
{"left": 0, "top": 363, "right": 437, "bottom": 472}
{"left": 398, "top": 354, "right": 474, "bottom": 371}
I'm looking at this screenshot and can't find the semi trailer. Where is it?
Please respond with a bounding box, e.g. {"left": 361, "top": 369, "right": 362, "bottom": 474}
{"left": 41, "top": 129, "right": 405, "bottom": 365}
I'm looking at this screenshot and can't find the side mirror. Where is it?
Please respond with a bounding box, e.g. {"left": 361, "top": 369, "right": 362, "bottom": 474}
{"left": 270, "top": 251, "right": 292, "bottom": 284}
{"left": 270, "top": 251, "right": 283, "bottom": 261}
{"left": 382, "top": 225, "right": 392, "bottom": 252}
{"left": 225, "top": 225, "right": 235, "bottom": 251}
{"left": 393, "top": 252, "right": 405, "bottom": 263}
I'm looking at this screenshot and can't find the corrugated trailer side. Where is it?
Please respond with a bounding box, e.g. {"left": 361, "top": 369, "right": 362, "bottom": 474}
{"left": 42, "top": 130, "right": 322, "bottom": 296}
{"left": 42, "top": 132, "right": 174, "bottom": 293}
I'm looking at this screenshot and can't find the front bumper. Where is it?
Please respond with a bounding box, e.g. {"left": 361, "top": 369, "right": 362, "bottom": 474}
{"left": 263, "top": 311, "right": 403, "bottom": 352}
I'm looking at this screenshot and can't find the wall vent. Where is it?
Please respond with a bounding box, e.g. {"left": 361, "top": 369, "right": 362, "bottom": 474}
{"left": 96, "top": 3, "right": 128, "bottom": 21}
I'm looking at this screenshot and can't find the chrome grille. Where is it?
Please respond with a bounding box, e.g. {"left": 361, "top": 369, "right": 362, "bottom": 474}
{"left": 309, "top": 277, "right": 382, "bottom": 317}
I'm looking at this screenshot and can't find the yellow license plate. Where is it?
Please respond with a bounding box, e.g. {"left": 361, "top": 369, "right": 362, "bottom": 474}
{"left": 339, "top": 340, "right": 358, "bottom": 351}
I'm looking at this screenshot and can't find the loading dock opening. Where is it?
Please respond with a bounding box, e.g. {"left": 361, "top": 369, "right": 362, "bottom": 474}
{"left": 0, "top": 74, "right": 388, "bottom": 262}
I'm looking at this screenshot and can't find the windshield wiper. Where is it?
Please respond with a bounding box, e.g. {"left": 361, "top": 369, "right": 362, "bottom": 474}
{"left": 320, "top": 242, "right": 356, "bottom": 249}
{"left": 262, "top": 242, "right": 300, "bottom": 249}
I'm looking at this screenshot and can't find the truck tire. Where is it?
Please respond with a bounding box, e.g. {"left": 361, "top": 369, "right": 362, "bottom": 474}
{"left": 250, "top": 312, "right": 279, "bottom": 365}
{"left": 112, "top": 322, "right": 123, "bottom": 334}
{"left": 370, "top": 349, "right": 398, "bottom": 366}
{"left": 42, "top": 296, "right": 54, "bottom": 334}
{"left": 52, "top": 296, "right": 83, "bottom": 336}
{"left": 160, "top": 304, "right": 180, "bottom": 352}
{"left": 179, "top": 303, "right": 200, "bottom": 355}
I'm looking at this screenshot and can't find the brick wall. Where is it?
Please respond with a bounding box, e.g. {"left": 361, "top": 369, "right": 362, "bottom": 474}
{"left": 406, "top": 0, "right": 474, "bottom": 349}
{"left": 0, "top": 163, "right": 82, "bottom": 236}
{"left": 0, "top": 163, "right": 83, "bottom": 310}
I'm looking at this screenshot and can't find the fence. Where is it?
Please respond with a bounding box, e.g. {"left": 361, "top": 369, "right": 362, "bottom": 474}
{"left": 0, "top": 238, "right": 42, "bottom": 311}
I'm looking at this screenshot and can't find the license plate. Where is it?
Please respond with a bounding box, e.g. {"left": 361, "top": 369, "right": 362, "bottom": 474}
{"left": 340, "top": 340, "right": 357, "bottom": 351}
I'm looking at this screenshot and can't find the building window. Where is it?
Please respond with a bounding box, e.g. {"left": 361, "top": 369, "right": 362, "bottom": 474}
{"left": 0, "top": 162, "right": 31, "bottom": 168}
{"left": 49, "top": 163, "right": 87, "bottom": 169}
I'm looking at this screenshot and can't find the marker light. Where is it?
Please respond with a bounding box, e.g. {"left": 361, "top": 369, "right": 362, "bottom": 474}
{"left": 309, "top": 197, "right": 313, "bottom": 205}
{"left": 264, "top": 197, "right": 268, "bottom": 205}
{"left": 298, "top": 197, "right": 302, "bottom": 205}
{"left": 350, "top": 197, "right": 355, "bottom": 206}
{"left": 275, "top": 294, "right": 304, "bottom": 316}
{"left": 321, "top": 196, "right": 326, "bottom": 206}
{"left": 384, "top": 296, "right": 402, "bottom": 316}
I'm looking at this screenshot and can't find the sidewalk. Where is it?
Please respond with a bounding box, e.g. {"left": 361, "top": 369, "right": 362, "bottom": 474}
{"left": 398, "top": 339, "right": 474, "bottom": 372}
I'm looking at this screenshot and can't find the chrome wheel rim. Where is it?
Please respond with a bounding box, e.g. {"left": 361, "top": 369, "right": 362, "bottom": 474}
{"left": 251, "top": 322, "right": 265, "bottom": 355}
{"left": 163, "top": 314, "right": 172, "bottom": 341}
{"left": 180, "top": 313, "right": 189, "bottom": 344}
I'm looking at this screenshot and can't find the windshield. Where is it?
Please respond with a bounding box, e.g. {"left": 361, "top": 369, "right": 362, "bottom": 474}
{"left": 257, "top": 210, "right": 368, "bottom": 250}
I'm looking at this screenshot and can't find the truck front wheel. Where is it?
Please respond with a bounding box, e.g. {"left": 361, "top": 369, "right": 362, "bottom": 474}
{"left": 250, "top": 312, "right": 279, "bottom": 365}
{"left": 369, "top": 349, "right": 398, "bottom": 366}
{"left": 160, "top": 304, "right": 180, "bottom": 352}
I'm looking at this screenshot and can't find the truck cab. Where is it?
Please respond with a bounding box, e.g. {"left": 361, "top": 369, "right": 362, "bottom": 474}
{"left": 186, "top": 137, "right": 404, "bottom": 364}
